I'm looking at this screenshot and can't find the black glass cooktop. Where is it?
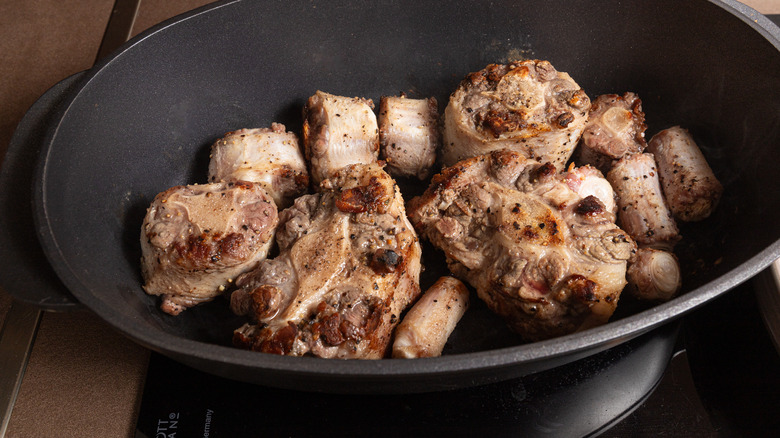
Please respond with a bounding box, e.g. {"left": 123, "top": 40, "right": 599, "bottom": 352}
{"left": 135, "top": 280, "right": 780, "bottom": 438}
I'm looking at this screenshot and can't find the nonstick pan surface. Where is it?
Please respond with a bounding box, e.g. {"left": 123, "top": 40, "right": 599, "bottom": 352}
{"left": 27, "top": 0, "right": 780, "bottom": 393}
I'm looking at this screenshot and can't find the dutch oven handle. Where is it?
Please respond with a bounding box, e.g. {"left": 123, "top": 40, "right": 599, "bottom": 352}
{"left": 0, "top": 72, "right": 88, "bottom": 311}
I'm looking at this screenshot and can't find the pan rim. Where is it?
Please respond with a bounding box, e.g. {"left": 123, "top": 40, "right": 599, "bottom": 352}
{"left": 41, "top": 238, "right": 780, "bottom": 379}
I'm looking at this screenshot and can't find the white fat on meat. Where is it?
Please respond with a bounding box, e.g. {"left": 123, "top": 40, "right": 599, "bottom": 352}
{"left": 647, "top": 126, "right": 723, "bottom": 222}
{"left": 208, "top": 124, "right": 309, "bottom": 209}
{"left": 392, "top": 276, "right": 469, "bottom": 358}
{"left": 606, "top": 153, "right": 681, "bottom": 250}
{"left": 378, "top": 95, "right": 440, "bottom": 180}
{"left": 627, "top": 248, "right": 681, "bottom": 301}
{"left": 409, "top": 151, "right": 636, "bottom": 342}
{"left": 302, "top": 90, "right": 379, "bottom": 185}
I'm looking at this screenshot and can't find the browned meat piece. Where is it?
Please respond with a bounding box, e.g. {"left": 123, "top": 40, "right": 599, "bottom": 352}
{"left": 606, "top": 153, "right": 681, "bottom": 250}
{"left": 302, "top": 91, "right": 380, "bottom": 185}
{"left": 378, "top": 95, "right": 440, "bottom": 180}
{"left": 441, "top": 60, "right": 590, "bottom": 170}
{"left": 231, "top": 162, "right": 422, "bottom": 359}
{"left": 392, "top": 276, "right": 470, "bottom": 358}
{"left": 627, "top": 248, "right": 681, "bottom": 301}
{"left": 409, "top": 150, "right": 635, "bottom": 342}
{"left": 648, "top": 126, "right": 723, "bottom": 221}
{"left": 207, "top": 124, "right": 309, "bottom": 209}
{"left": 576, "top": 92, "right": 648, "bottom": 172}
{"left": 141, "top": 181, "right": 278, "bottom": 315}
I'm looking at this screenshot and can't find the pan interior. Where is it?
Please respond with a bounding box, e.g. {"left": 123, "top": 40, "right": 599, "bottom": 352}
{"left": 34, "top": 0, "right": 780, "bottom": 379}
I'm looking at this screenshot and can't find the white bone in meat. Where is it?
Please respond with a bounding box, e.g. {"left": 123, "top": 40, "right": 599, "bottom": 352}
{"left": 565, "top": 164, "right": 617, "bottom": 215}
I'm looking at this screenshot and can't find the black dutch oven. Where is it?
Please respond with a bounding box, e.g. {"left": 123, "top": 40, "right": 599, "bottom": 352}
{"left": 2, "top": 0, "right": 779, "bottom": 393}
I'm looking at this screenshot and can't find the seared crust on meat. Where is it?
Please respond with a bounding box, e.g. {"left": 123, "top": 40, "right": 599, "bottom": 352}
{"left": 409, "top": 150, "right": 635, "bottom": 341}
{"left": 441, "top": 60, "right": 590, "bottom": 170}
{"left": 231, "top": 162, "right": 422, "bottom": 358}
{"left": 141, "top": 181, "right": 278, "bottom": 315}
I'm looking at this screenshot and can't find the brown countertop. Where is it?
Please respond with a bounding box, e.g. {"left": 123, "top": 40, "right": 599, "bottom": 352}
{"left": 0, "top": 1, "right": 778, "bottom": 437}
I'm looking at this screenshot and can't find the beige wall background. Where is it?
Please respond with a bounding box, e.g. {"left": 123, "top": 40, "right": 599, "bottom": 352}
{"left": 747, "top": 0, "right": 780, "bottom": 13}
